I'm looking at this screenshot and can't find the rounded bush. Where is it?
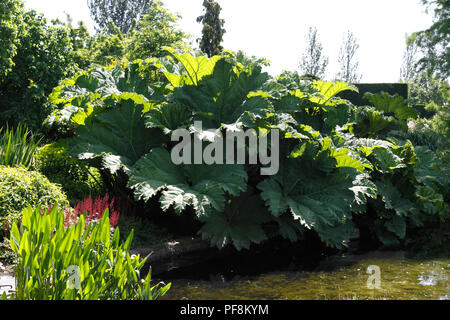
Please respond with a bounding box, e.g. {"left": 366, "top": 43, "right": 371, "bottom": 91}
{"left": 33, "top": 139, "right": 105, "bottom": 204}
{"left": 0, "top": 165, "right": 69, "bottom": 238}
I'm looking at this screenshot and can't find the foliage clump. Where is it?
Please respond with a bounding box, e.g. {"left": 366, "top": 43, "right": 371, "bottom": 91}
{"left": 33, "top": 140, "right": 105, "bottom": 204}
{"left": 4, "top": 205, "right": 170, "bottom": 300}
{"left": 0, "top": 165, "right": 69, "bottom": 239}
{"left": 0, "top": 124, "right": 41, "bottom": 169}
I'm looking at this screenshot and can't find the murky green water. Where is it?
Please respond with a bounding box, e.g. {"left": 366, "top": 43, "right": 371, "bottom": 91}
{"left": 160, "top": 251, "right": 450, "bottom": 300}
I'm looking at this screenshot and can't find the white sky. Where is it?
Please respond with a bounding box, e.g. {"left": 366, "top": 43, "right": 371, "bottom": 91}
{"left": 22, "top": 0, "right": 434, "bottom": 83}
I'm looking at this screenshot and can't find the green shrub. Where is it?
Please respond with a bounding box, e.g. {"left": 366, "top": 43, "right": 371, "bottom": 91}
{"left": 3, "top": 206, "right": 170, "bottom": 300}
{"left": 0, "top": 165, "right": 69, "bottom": 239}
{"left": 0, "top": 238, "right": 15, "bottom": 264}
{"left": 33, "top": 139, "right": 105, "bottom": 204}
{"left": 425, "top": 101, "right": 450, "bottom": 148}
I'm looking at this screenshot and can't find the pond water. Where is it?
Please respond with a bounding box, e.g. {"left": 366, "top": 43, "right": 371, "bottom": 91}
{"left": 157, "top": 250, "right": 450, "bottom": 300}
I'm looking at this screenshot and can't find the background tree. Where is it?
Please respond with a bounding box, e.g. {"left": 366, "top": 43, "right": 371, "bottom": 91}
{"left": 406, "top": 69, "right": 450, "bottom": 151}
{"left": 126, "top": 0, "right": 189, "bottom": 60}
{"left": 299, "top": 26, "right": 329, "bottom": 79}
{"left": 92, "top": 29, "right": 127, "bottom": 65}
{"left": 0, "top": 0, "right": 23, "bottom": 80}
{"left": 196, "top": 0, "right": 226, "bottom": 57}
{"left": 53, "top": 15, "right": 94, "bottom": 70}
{"left": 407, "top": 68, "right": 448, "bottom": 108}
{"left": 58, "top": 1, "right": 188, "bottom": 69}
{"left": 400, "top": 36, "right": 419, "bottom": 83}
{"left": 0, "top": 8, "right": 77, "bottom": 132}
{"left": 51, "top": 16, "right": 127, "bottom": 69}
{"left": 409, "top": 0, "right": 449, "bottom": 80}
{"left": 87, "top": 0, "right": 153, "bottom": 34}
{"left": 336, "top": 31, "right": 362, "bottom": 83}
{"left": 402, "top": 0, "right": 449, "bottom": 151}
{"left": 400, "top": 34, "right": 446, "bottom": 107}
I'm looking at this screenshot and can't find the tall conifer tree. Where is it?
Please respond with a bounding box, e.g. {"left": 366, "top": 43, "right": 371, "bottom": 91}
{"left": 197, "top": 0, "right": 226, "bottom": 57}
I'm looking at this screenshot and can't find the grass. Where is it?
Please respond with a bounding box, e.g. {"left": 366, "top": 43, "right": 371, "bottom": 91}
{"left": 0, "top": 124, "right": 42, "bottom": 169}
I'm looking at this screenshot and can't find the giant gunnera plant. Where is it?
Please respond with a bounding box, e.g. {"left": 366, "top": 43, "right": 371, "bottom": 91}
{"left": 45, "top": 48, "right": 449, "bottom": 253}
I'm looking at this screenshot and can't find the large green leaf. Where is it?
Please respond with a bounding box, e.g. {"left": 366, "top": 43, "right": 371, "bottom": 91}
{"left": 69, "top": 99, "right": 167, "bottom": 173}
{"left": 375, "top": 180, "right": 417, "bottom": 217}
{"left": 375, "top": 223, "right": 401, "bottom": 247}
{"left": 172, "top": 59, "right": 271, "bottom": 128}
{"left": 163, "top": 49, "right": 221, "bottom": 87}
{"left": 352, "top": 106, "right": 398, "bottom": 137}
{"left": 53, "top": 61, "right": 162, "bottom": 102}
{"left": 323, "top": 103, "right": 352, "bottom": 131}
{"left": 364, "top": 92, "right": 418, "bottom": 131}
{"left": 321, "top": 137, "right": 372, "bottom": 173}
{"left": 199, "top": 191, "right": 272, "bottom": 250}
{"left": 257, "top": 155, "right": 358, "bottom": 248}
{"left": 415, "top": 185, "right": 445, "bottom": 215}
{"left": 312, "top": 81, "right": 358, "bottom": 105}
{"left": 315, "top": 219, "right": 355, "bottom": 247}
{"left": 271, "top": 93, "right": 325, "bottom": 131}
{"left": 369, "top": 146, "right": 406, "bottom": 173}
{"left": 341, "top": 136, "right": 394, "bottom": 157}
{"left": 47, "top": 60, "right": 165, "bottom": 127}
{"left": 272, "top": 93, "right": 307, "bottom": 114}
{"left": 413, "top": 146, "right": 448, "bottom": 187}
{"left": 128, "top": 148, "right": 248, "bottom": 216}
{"left": 364, "top": 92, "right": 418, "bottom": 121}
{"left": 117, "top": 58, "right": 164, "bottom": 98}
{"left": 350, "top": 172, "right": 377, "bottom": 208}
{"left": 50, "top": 66, "right": 123, "bottom": 110}
{"left": 273, "top": 214, "right": 306, "bottom": 242}
{"left": 270, "top": 82, "right": 355, "bottom": 134}
{"left": 385, "top": 215, "right": 406, "bottom": 239}
{"left": 145, "top": 102, "right": 192, "bottom": 134}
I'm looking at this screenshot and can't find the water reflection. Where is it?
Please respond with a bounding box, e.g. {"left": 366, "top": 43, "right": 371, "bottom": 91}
{"left": 160, "top": 253, "right": 450, "bottom": 300}
{"left": 418, "top": 263, "right": 448, "bottom": 286}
